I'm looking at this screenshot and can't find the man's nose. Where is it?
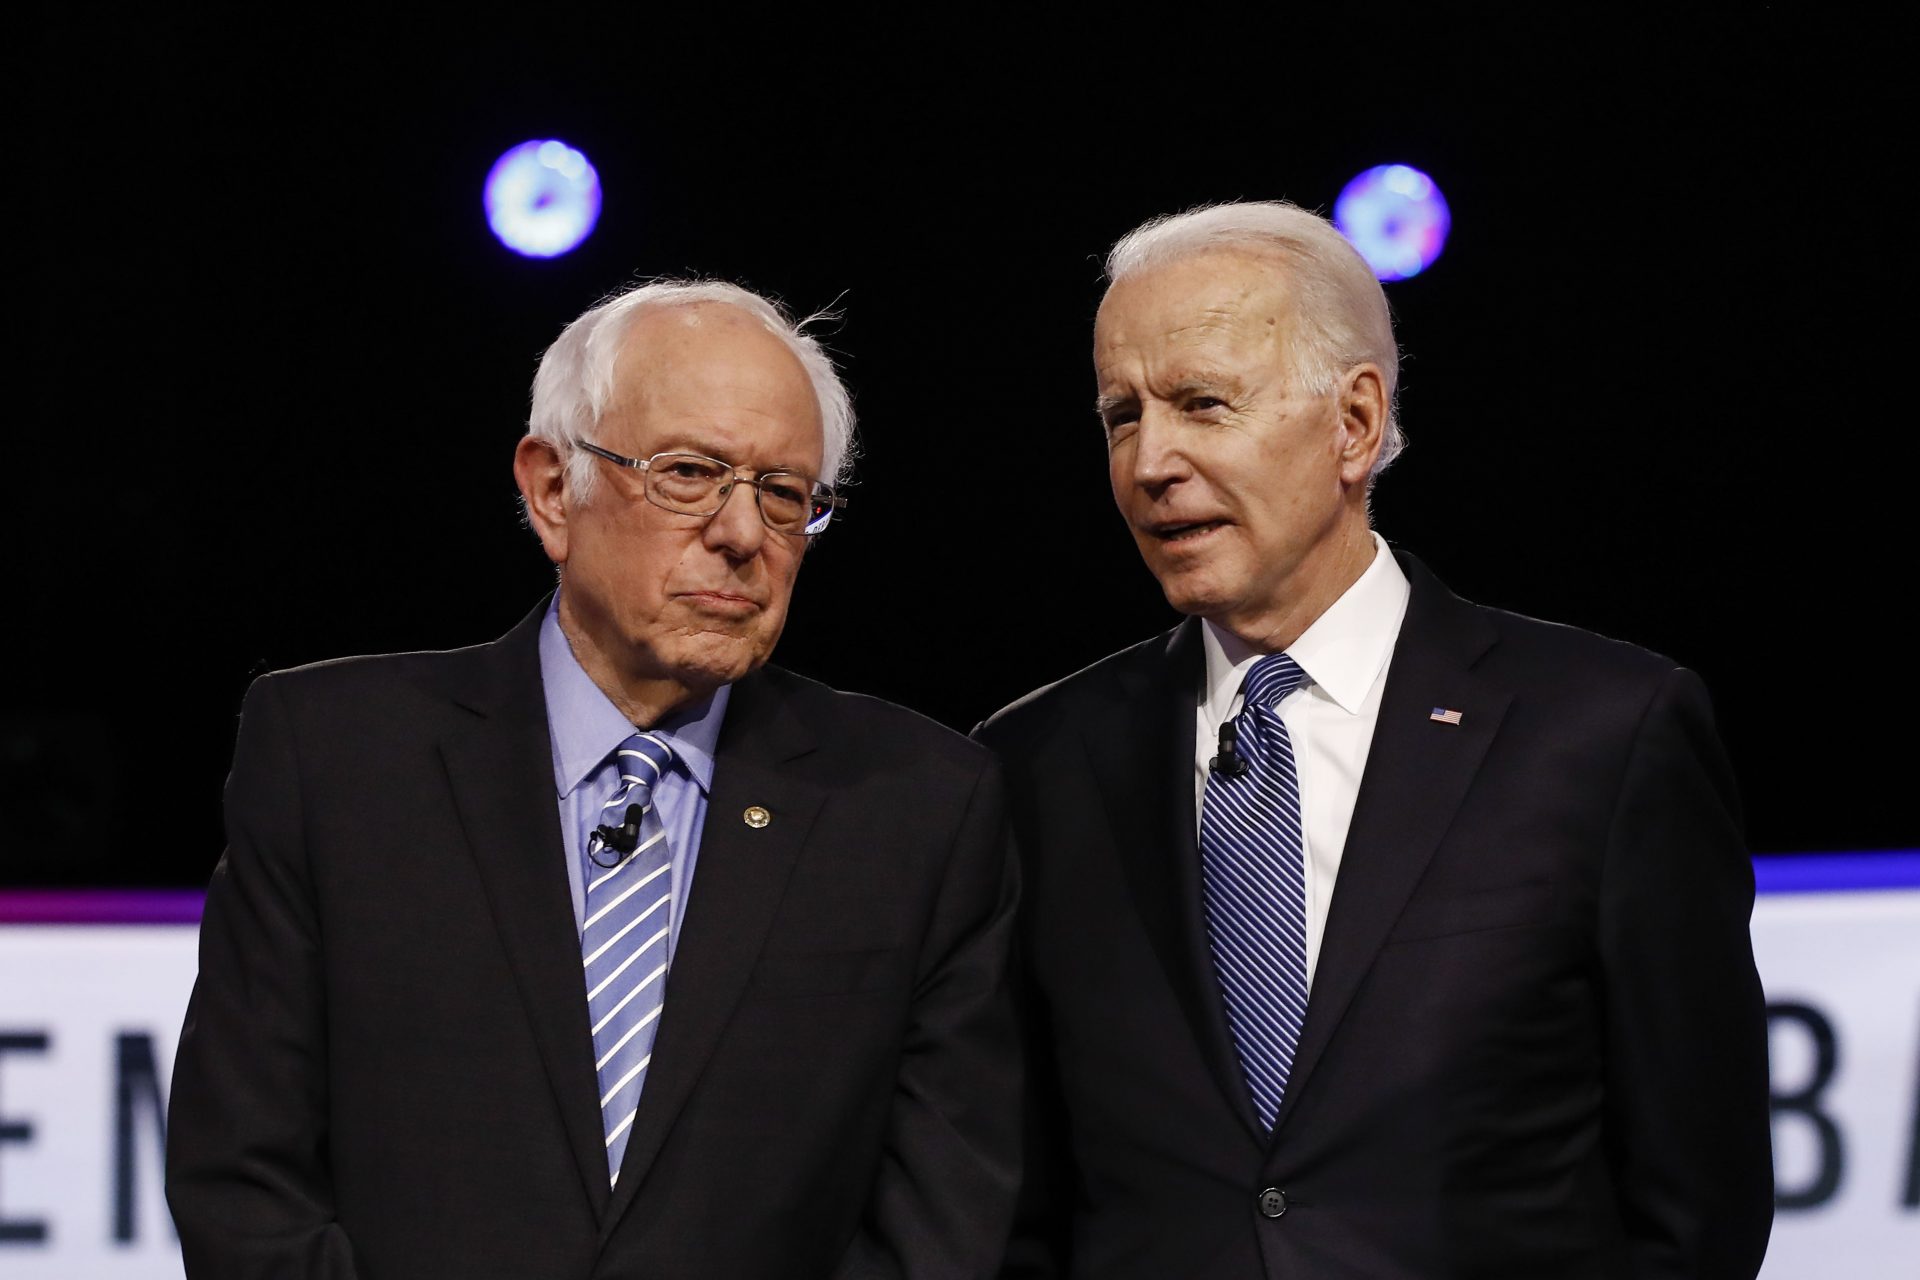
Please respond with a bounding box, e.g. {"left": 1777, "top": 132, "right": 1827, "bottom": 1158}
{"left": 702, "top": 478, "right": 767, "bottom": 559}
{"left": 1126, "top": 408, "right": 1193, "bottom": 492}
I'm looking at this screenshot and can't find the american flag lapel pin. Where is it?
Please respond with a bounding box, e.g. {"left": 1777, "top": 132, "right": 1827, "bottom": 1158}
{"left": 1429, "top": 707, "right": 1464, "bottom": 726}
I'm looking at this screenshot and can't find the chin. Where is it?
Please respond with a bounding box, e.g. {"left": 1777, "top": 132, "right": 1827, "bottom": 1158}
{"left": 668, "top": 632, "right": 773, "bottom": 688}
{"left": 1149, "top": 566, "right": 1229, "bottom": 619}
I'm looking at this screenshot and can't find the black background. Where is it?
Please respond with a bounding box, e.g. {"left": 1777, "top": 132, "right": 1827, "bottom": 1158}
{"left": 14, "top": 10, "right": 1912, "bottom": 886}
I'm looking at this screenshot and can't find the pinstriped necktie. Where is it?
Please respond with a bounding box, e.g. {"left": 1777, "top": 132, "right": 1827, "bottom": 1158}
{"left": 582, "top": 732, "right": 675, "bottom": 1185}
{"left": 1199, "top": 653, "right": 1310, "bottom": 1131}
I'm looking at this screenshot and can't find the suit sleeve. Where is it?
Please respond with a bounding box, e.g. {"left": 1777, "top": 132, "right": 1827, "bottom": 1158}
{"left": 832, "top": 758, "right": 1023, "bottom": 1280}
{"left": 166, "top": 676, "right": 364, "bottom": 1278}
{"left": 1597, "top": 666, "right": 1773, "bottom": 1278}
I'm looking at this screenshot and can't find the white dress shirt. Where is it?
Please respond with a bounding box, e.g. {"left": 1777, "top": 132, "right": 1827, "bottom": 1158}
{"left": 1194, "top": 533, "right": 1411, "bottom": 990}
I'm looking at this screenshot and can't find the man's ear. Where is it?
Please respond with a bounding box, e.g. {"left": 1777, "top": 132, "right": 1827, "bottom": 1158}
{"left": 514, "top": 435, "right": 571, "bottom": 566}
{"left": 1336, "top": 363, "right": 1388, "bottom": 488}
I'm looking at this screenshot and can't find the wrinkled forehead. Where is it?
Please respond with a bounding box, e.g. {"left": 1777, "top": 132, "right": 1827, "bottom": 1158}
{"left": 614, "top": 304, "right": 816, "bottom": 405}
{"left": 1094, "top": 250, "right": 1299, "bottom": 370}
{"left": 608, "top": 304, "right": 824, "bottom": 457}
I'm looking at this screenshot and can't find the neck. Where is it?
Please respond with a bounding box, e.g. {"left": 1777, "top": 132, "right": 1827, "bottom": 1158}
{"left": 1221, "top": 518, "right": 1377, "bottom": 654}
{"left": 555, "top": 600, "right": 710, "bottom": 729}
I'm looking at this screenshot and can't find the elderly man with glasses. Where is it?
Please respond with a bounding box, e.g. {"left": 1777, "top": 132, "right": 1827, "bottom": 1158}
{"left": 167, "top": 280, "right": 1021, "bottom": 1279}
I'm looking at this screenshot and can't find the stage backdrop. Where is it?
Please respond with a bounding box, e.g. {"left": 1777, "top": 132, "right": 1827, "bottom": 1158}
{"left": 0, "top": 859, "right": 1915, "bottom": 1277}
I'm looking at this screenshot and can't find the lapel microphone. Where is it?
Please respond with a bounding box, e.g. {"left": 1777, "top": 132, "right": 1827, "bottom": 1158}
{"left": 587, "top": 804, "right": 644, "bottom": 867}
{"left": 1210, "top": 718, "right": 1250, "bottom": 778}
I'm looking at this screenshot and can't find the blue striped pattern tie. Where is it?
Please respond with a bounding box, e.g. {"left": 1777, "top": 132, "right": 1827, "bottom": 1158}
{"left": 1200, "top": 654, "right": 1310, "bottom": 1131}
{"left": 582, "top": 732, "right": 676, "bottom": 1185}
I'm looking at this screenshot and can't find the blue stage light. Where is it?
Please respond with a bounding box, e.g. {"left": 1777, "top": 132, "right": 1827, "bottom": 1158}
{"left": 1334, "top": 164, "right": 1450, "bottom": 281}
{"left": 484, "top": 140, "right": 602, "bottom": 258}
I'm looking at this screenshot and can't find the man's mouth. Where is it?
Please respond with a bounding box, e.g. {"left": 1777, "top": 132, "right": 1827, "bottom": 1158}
{"left": 681, "top": 590, "right": 763, "bottom": 614}
{"left": 1147, "top": 519, "right": 1228, "bottom": 544}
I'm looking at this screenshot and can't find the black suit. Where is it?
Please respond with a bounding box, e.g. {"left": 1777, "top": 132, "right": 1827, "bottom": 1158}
{"left": 167, "top": 602, "right": 1020, "bottom": 1278}
{"left": 975, "top": 553, "right": 1772, "bottom": 1279}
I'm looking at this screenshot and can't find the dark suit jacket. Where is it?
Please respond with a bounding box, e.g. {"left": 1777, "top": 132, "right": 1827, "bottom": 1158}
{"left": 974, "top": 553, "right": 1772, "bottom": 1279}
{"left": 167, "top": 602, "right": 1021, "bottom": 1279}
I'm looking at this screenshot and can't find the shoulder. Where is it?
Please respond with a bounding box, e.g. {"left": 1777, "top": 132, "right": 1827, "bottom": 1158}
{"left": 246, "top": 641, "right": 491, "bottom": 715}
{"left": 1438, "top": 594, "right": 1722, "bottom": 765}
{"left": 1473, "top": 603, "right": 1702, "bottom": 729}
{"left": 1478, "top": 603, "right": 1682, "bottom": 685}
{"left": 220, "top": 642, "right": 509, "bottom": 816}
{"left": 1401, "top": 552, "right": 1700, "bottom": 725}
{"left": 232, "top": 626, "right": 535, "bottom": 771}
{"left": 738, "top": 665, "right": 1010, "bottom": 846}
{"left": 973, "top": 628, "right": 1179, "bottom": 753}
{"left": 243, "top": 597, "right": 548, "bottom": 716}
{"left": 751, "top": 663, "right": 997, "bottom": 777}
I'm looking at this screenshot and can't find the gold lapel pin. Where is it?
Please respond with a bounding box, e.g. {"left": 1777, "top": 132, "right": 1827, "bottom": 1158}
{"left": 743, "top": 805, "right": 771, "bottom": 829}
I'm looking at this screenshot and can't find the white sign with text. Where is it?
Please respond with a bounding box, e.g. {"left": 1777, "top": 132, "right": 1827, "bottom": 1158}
{"left": 0, "top": 888, "right": 1915, "bottom": 1278}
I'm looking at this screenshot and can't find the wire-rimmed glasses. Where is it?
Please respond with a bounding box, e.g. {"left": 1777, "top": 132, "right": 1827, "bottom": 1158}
{"left": 578, "top": 442, "right": 845, "bottom": 536}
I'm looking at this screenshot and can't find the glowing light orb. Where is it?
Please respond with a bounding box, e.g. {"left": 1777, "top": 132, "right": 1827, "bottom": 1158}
{"left": 484, "top": 140, "right": 601, "bottom": 258}
{"left": 1334, "top": 164, "right": 1450, "bottom": 281}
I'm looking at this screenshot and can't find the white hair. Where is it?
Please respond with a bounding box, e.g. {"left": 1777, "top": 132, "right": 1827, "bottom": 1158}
{"left": 528, "top": 279, "right": 856, "bottom": 502}
{"left": 1106, "top": 201, "right": 1405, "bottom": 479}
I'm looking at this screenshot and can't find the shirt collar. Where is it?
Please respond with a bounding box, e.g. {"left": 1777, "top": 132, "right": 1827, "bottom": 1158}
{"left": 538, "top": 599, "right": 728, "bottom": 799}
{"left": 1200, "top": 532, "right": 1411, "bottom": 720}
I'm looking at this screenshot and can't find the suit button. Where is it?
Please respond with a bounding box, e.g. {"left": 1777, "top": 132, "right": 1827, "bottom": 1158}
{"left": 1258, "top": 1187, "right": 1287, "bottom": 1219}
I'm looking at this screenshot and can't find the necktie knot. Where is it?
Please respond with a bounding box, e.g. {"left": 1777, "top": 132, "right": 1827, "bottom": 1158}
{"left": 1241, "top": 653, "right": 1307, "bottom": 712}
{"left": 611, "top": 733, "right": 674, "bottom": 808}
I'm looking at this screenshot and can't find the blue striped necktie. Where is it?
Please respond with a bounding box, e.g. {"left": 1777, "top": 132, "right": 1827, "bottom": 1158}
{"left": 1199, "top": 653, "right": 1310, "bottom": 1131}
{"left": 581, "top": 732, "right": 676, "bottom": 1185}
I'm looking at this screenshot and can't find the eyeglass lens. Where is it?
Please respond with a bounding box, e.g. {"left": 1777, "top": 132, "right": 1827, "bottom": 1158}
{"left": 646, "top": 455, "right": 831, "bottom": 534}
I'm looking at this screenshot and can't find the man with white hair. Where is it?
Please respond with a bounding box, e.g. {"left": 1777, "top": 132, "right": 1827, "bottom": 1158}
{"left": 976, "top": 203, "right": 1773, "bottom": 1278}
{"left": 168, "top": 280, "right": 1021, "bottom": 1278}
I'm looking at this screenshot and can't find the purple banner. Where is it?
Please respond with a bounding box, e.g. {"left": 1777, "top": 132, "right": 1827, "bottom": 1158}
{"left": 0, "top": 888, "right": 205, "bottom": 924}
{"left": 1752, "top": 850, "right": 1920, "bottom": 895}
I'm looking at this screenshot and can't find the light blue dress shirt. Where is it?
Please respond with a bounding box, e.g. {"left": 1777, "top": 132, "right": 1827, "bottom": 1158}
{"left": 537, "top": 603, "right": 728, "bottom": 957}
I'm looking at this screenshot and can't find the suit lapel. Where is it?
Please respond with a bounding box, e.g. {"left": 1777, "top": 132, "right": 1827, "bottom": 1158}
{"left": 602, "top": 668, "right": 822, "bottom": 1232}
{"left": 1082, "top": 620, "right": 1265, "bottom": 1140}
{"left": 439, "top": 601, "right": 614, "bottom": 1216}
{"left": 1268, "top": 554, "right": 1510, "bottom": 1141}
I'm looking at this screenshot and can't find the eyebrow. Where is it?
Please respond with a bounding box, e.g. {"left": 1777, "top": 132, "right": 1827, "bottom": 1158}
{"left": 656, "top": 442, "right": 821, "bottom": 480}
{"left": 1094, "top": 372, "right": 1245, "bottom": 418}
{"left": 1168, "top": 371, "right": 1243, "bottom": 398}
